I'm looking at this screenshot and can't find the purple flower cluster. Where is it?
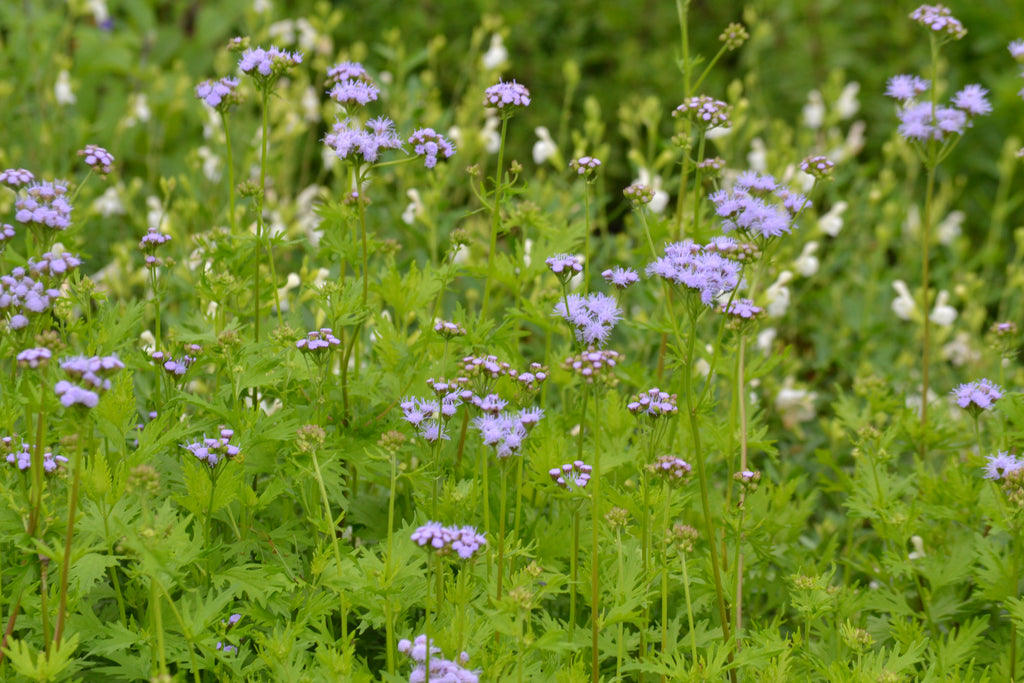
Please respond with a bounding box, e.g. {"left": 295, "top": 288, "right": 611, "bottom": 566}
{"left": 545, "top": 253, "right": 582, "bottom": 279}
{"left": 648, "top": 454, "right": 692, "bottom": 481}
{"left": 0, "top": 224, "right": 15, "bottom": 247}
{"left": 16, "top": 347, "right": 51, "bottom": 368}
{"left": 472, "top": 408, "right": 543, "bottom": 459}
{"left": 55, "top": 354, "right": 124, "bottom": 408}
{"left": 984, "top": 451, "right": 1023, "bottom": 480}
{"left": 553, "top": 292, "right": 622, "bottom": 347}
{"left": 398, "top": 635, "right": 479, "bottom": 683}
{"left": 3, "top": 437, "right": 67, "bottom": 473}
{"left": 15, "top": 180, "right": 73, "bottom": 231}
{"left": 0, "top": 267, "right": 62, "bottom": 329}
{"left": 570, "top": 156, "right": 601, "bottom": 176}
{"left": 149, "top": 350, "right": 195, "bottom": 377}
{"left": 799, "top": 155, "right": 835, "bottom": 180}
{"left": 0, "top": 168, "right": 34, "bottom": 188}
{"left": 673, "top": 95, "right": 731, "bottom": 128}
{"left": 549, "top": 460, "right": 592, "bottom": 491}
{"left": 704, "top": 235, "right": 759, "bottom": 263}
{"left": 508, "top": 363, "right": 549, "bottom": 392}
{"left": 627, "top": 388, "right": 678, "bottom": 418}
{"left": 296, "top": 327, "right": 341, "bottom": 352}
{"left": 563, "top": 348, "right": 622, "bottom": 383}
{"left": 601, "top": 266, "right": 639, "bottom": 290}
{"left": 328, "top": 79, "right": 380, "bottom": 106}
{"left": 623, "top": 182, "right": 654, "bottom": 206}
{"left": 140, "top": 226, "right": 172, "bottom": 268}
{"left": 401, "top": 394, "right": 460, "bottom": 443}
{"left": 78, "top": 145, "right": 114, "bottom": 175}
{"left": 461, "top": 354, "right": 510, "bottom": 380}
{"left": 909, "top": 4, "right": 966, "bottom": 39}
{"left": 951, "top": 378, "right": 1003, "bottom": 412}
{"left": 238, "top": 45, "right": 303, "bottom": 82}
{"left": 434, "top": 320, "right": 467, "bottom": 337}
{"left": 646, "top": 240, "right": 741, "bottom": 306}
{"left": 410, "top": 522, "right": 487, "bottom": 559}
{"left": 886, "top": 78, "right": 990, "bottom": 142}
{"left": 323, "top": 116, "right": 402, "bottom": 164}
{"left": 325, "top": 61, "right": 368, "bottom": 86}
{"left": 722, "top": 298, "right": 763, "bottom": 319}
{"left": 195, "top": 77, "right": 241, "bottom": 110}
{"left": 29, "top": 251, "right": 82, "bottom": 279}
{"left": 407, "top": 128, "right": 456, "bottom": 168}
{"left": 182, "top": 428, "right": 240, "bottom": 468}
{"left": 483, "top": 79, "right": 531, "bottom": 110}
{"left": 708, "top": 172, "right": 808, "bottom": 240}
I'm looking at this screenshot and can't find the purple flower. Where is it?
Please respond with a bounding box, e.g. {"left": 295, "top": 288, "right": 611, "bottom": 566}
{"left": 627, "top": 388, "right": 678, "bottom": 418}
{"left": 411, "top": 523, "right": 486, "bottom": 559}
{"left": 550, "top": 460, "right": 592, "bottom": 491}
{"left": 570, "top": 156, "right": 601, "bottom": 175}
{"left": 1010, "top": 39, "right": 1024, "bottom": 61}
{"left": 952, "top": 379, "right": 1003, "bottom": 412}
{"left": 295, "top": 327, "right": 341, "bottom": 352}
{"left": 328, "top": 79, "right": 379, "bottom": 106}
{"left": 0, "top": 169, "right": 35, "bottom": 188}
{"left": 326, "top": 61, "right": 368, "bottom": 86}
{"left": 648, "top": 455, "right": 692, "bottom": 481}
{"left": 601, "top": 266, "right": 639, "bottom": 290}
{"left": 407, "top": 128, "right": 456, "bottom": 168}
{"left": 0, "top": 223, "right": 14, "bottom": 245}
{"left": 673, "top": 95, "right": 731, "bottom": 128}
{"left": 545, "top": 253, "right": 582, "bottom": 277}
{"left": 78, "top": 144, "right": 114, "bottom": 175}
{"left": 182, "top": 428, "right": 241, "bottom": 468}
{"left": 195, "top": 77, "right": 241, "bottom": 110}
{"left": 399, "top": 635, "right": 480, "bottom": 683}
{"left": 895, "top": 101, "right": 978, "bottom": 143}
{"left": 885, "top": 75, "right": 930, "bottom": 101}
{"left": 323, "top": 116, "right": 402, "bottom": 164}
{"left": 17, "top": 347, "right": 51, "bottom": 368}
{"left": 722, "top": 298, "right": 762, "bottom": 319}
{"left": 799, "top": 155, "right": 835, "bottom": 179}
{"left": 709, "top": 177, "right": 804, "bottom": 240}
{"left": 563, "top": 347, "right": 622, "bottom": 383}
{"left": 434, "top": 320, "right": 467, "bottom": 337}
{"left": 909, "top": 4, "right": 966, "bottom": 39}
{"left": 483, "top": 79, "right": 530, "bottom": 110}
{"left": 951, "top": 84, "right": 991, "bottom": 116}
{"left": 1, "top": 268, "right": 63, "bottom": 325}
{"left": 471, "top": 411, "right": 538, "bottom": 459}
{"left": 646, "top": 240, "right": 741, "bottom": 306}
{"left": 15, "top": 180, "right": 73, "bottom": 231}
{"left": 984, "top": 451, "right": 1022, "bottom": 480}
{"left": 553, "top": 292, "right": 623, "bottom": 347}
{"left": 29, "top": 252, "right": 82, "bottom": 279}
{"left": 238, "top": 45, "right": 303, "bottom": 83}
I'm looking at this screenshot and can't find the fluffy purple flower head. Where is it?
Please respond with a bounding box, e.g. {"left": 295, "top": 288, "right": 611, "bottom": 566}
{"left": 15, "top": 180, "right": 73, "bottom": 231}
{"left": 545, "top": 253, "right": 582, "bottom": 277}
{"left": 471, "top": 411, "right": 536, "bottom": 459}
{"left": 553, "top": 292, "right": 623, "bottom": 347}
{"left": 326, "top": 61, "right": 368, "bottom": 86}
{"left": 1010, "top": 39, "right": 1024, "bottom": 62}
{"left": 646, "top": 240, "right": 741, "bottom": 306}
{"left": 550, "top": 460, "right": 592, "bottom": 491}
{"left": 601, "top": 266, "right": 639, "bottom": 290}
{"left": 195, "top": 77, "right": 241, "bottom": 110}
{"left": 885, "top": 75, "right": 930, "bottom": 101}
{"left": 627, "top": 387, "right": 678, "bottom": 418}
{"left": 648, "top": 454, "right": 693, "bottom": 481}
{"left": 0, "top": 169, "right": 35, "bottom": 188}
{"left": 673, "top": 95, "right": 731, "bottom": 128}
{"left": 328, "top": 79, "right": 379, "bottom": 106}
{"left": 952, "top": 378, "right": 1003, "bottom": 412}
{"left": 709, "top": 177, "right": 804, "bottom": 240}
{"left": 54, "top": 380, "right": 99, "bottom": 408}
{"left": 0, "top": 268, "right": 63, "bottom": 323}
{"left": 181, "top": 428, "right": 240, "bottom": 468}
{"left": 411, "top": 522, "right": 487, "bottom": 559}
{"left": 909, "top": 4, "right": 966, "bottom": 39}
{"left": 408, "top": 128, "right": 456, "bottom": 169}
{"left": 0, "top": 223, "right": 14, "bottom": 245}
{"left": 399, "top": 635, "right": 480, "bottom": 683}
{"left": 434, "top": 320, "right": 467, "bottom": 337}
{"left": 238, "top": 45, "right": 303, "bottom": 83}
{"left": 799, "top": 155, "right": 835, "bottom": 180}
{"left": 323, "top": 116, "right": 402, "bottom": 164}
{"left": 570, "top": 156, "right": 602, "bottom": 177}
{"left": 483, "top": 79, "right": 530, "bottom": 110}
{"left": 722, "top": 298, "right": 763, "bottom": 319}
{"left": 984, "top": 451, "right": 1023, "bottom": 480}
{"left": 78, "top": 145, "right": 113, "bottom": 176}
{"left": 17, "top": 347, "right": 52, "bottom": 368}
{"left": 29, "top": 251, "right": 82, "bottom": 279}
{"left": 296, "top": 327, "right": 342, "bottom": 352}
{"left": 951, "top": 84, "right": 992, "bottom": 116}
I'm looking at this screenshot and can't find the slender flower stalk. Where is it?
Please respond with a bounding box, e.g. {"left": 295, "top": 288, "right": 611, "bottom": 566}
{"left": 480, "top": 115, "right": 508, "bottom": 320}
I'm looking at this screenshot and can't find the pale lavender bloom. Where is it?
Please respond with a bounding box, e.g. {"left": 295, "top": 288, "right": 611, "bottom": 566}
{"left": 195, "top": 77, "right": 241, "bottom": 110}
{"left": 709, "top": 179, "right": 802, "bottom": 239}
{"left": 182, "top": 429, "right": 240, "bottom": 468}
{"left": 139, "top": 226, "right": 172, "bottom": 250}
{"left": 483, "top": 79, "right": 530, "bottom": 109}
{"left": 1, "top": 223, "right": 17, "bottom": 245}
{"left": 15, "top": 180, "right": 73, "bottom": 230}
{"left": 646, "top": 240, "right": 741, "bottom": 305}
{"left": 0, "top": 268, "right": 63, "bottom": 324}
{"left": 326, "top": 61, "right": 368, "bottom": 86}
{"left": 722, "top": 298, "right": 763, "bottom": 319}
{"left": 649, "top": 455, "right": 692, "bottom": 480}
{"left": 553, "top": 292, "right": 623, "bottom": 347}
{"left": 601, "top": 267, "right": 639, "bottom": 290}
{"left": 399, "top": 635, "right": 480, "bottom": 683}
{"left": 17, "top": 347, "right": 51, "bottom": 368}
{"left": 471, "top": 412, "right": 534, "bottom": 459}
{"left": 627, "top": 388, "right": 678, "bottom": 418}
{"left": 0, "top": 169, "right": 34, "bottom": 188}
{"left": 407, "top": 128, "right": 456, "bottom": 168}
{"left": 238, "top": 45, "right": 303, "bottom": 80}
{"left": 323, "top": 116, "right": 402, "bottom": 164}
{"left": 1010, "top": 39, "right": 1024, "bottom": 61}
{"left": 401, "top": 397, "right": 440, "bottom": 426}
{"left": 419, "top": 421, "right": 449, "bottom": 443}
{"left": 296, "top": 327, "right": 341, "bottom": 352}
{"left": 951, "top": 84, "right": 991, "bottom": 116}
{"left": 545, "top": 253, "right": 582, "bottom": 276}
{"left": 550, "top": 460, "right": 592, "bottom": 491}
{"left": 472, "top": 393, "right": 507, "bottom": 414}
{"left": 328, "top": 79, "right": 379, "bottom": 106}
{"left": 673, "top": 95, "right": 731, "bottom": 128}
{"left": 410, "top": 523, "right": 486, "bottom": 559}
{"left": 952, "top": 378, "right": 1003, "bottom": 411}
{"left": 78, "top": 144, "right": 114, "bottom": 175}
{"left": 885, "top": 74, "right": 930, "bottom": 101}
{"left": 909, "top": 4, "right": 966, "bottom": 39}
{"left": 570, "top": 156, "right": 601, "bottom": 175}
{"left": 897, "top": 102, "right": 971, "bottom": 141}
{"left": 984, "top": 451, "right": 1022, "bottom": 480}
{"left": 28, "top": 252, "right": 82, "bottom": 279}
{"left": 54, "top": 381, "right": 99, "bottom": 408}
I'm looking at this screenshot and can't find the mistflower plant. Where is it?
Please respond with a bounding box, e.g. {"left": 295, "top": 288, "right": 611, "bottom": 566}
{"left": 4, "top": 439, "right": 67, "bottom": 473}
{"left": 646, "top": 239, "right": 741, "bottom": 306}
{"left": 708, "top": 172, "right": 810, "bottom": 240}
{"left": 673, "top": 95, "right": 732, "bottom": 128}
{"left": 407, "top": 128, "right": 456, "bottom": 168}
{"left": 237, "top": 45, "right": 303, "bottom": 86}
{"left": 194, "top": 76, "right": 241, "bottom": 111}
{"left": 77, "top": 144, "right": 114, "bottom": 175}
{"left": 601, "top": 266, "right": 639, "bottom": 290}
{"left": 16, "top": 347, "right": 51, "bottom": 368}
{"left": 549, "top": 460, "right": 593, "bottom": 492}
{"left": 398, "top": 635, "right": 479, "bottom": 683}
{"left": 570, "top": 155, "right": 601, "bottom": 177}
{"left": 410, "top": 522, "right": 487, "bottom": 560}
{"left": 14, "top": 180, "right": 73, "bottom": 232}
{"left": 0, "top": 267, "right": 62, "bottom": 329}
{"left": 648, "top": 454, "right": 693, "bottom": 481}
{"left": 983, "top": 451, "right": 1022, "bottom": 480}
{"left": 800, "top": 155, "right": 835, "bottom": 180}
{"left": 0, "top": 168, "right": 34, "bottom": 188}
{"left": 553, "top": 292, "right": 623, "bottom": 348}
{"left": 952, "top": 378, "right": 1003, "bottom": 416}
{"left": 910, "top": 4, "right": 967, "bottom": 39}
{"left": 483, "top": 79, "right": 531, "bottom": 112}
{"left": 325, "top": 60, "right": 369, "bottom": 86}
{"left": 54, "top": 355, "right": 124, "bottom": 408}
{"left": 323, "top": 116, "right": 403, "bottom": 164}
{"left": 722, "top": 298, "right": 763, "bottom": 320}
{"left": 328, "top": 78, "right": 380, "bottom": 106}
{"left": 181, "top": 428, "right": 241, "bottom": 468}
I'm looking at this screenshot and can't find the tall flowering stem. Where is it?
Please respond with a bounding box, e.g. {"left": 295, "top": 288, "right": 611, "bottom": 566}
{"left": 480, "top": 115, "right": 508, "bottom": 321}
{"left": 52, "top": 424, "right": 87, "bottom": 646}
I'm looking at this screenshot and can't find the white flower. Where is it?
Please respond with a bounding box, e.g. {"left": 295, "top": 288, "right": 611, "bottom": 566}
{"left": 294, "top": 18, "right": 319, "bottom": 53}
{"left": 297, "top": 184, "right": 324, "bottom": 245}
{"left": 891, "top": 280, "right": 916, "bottom": 320}
{"left": 268, "top": 19, "right": 296, "bottom": 45}
{"left": 277, "top": 272, "right": 301, "bottom": 312}
{"left": 802, "top": 90, "right": 825, "bottom": 129}
{"left": 705, "top": 125, "right": 732, "bottom": 140}
{"left": 146, "top": 196, "right": 168, "bottom": 230}
{"left": 836, "top": 82, "right": 860, "bottom": 120}
{"left": 523, "top": 238, "right": 533, "bottom": 268}
{"left": 830, "top": 120, "right": 865, "bottom": 162}
{"left": 929, "top": 290, "right": 957, "bottom": 327}
{"left": 757, "top": 327, "right": 777, "bottom": 355}
{"left": 197, "top": 146, "right": 222, "bottom": 182}
{"left": 903, "top": 204, "right": 920, "bottom": 239}
{"left": 482, "top": 114, "right": 500, "bottom": 154}
{"left": 942, "top": 331, "right": 980, "bottom": 366}
{"left": 87, "top": 0, "right": 110, "bottom": 23}
{"left": 140, "top": 330, "right": 157, "bottom": 354}
{"left": 402, "top": 189, "right": 424, "bottom": 226}
{"left": 482, "top": 34, "right": 508, "bottom": 71}
{"left": 908, "top": 535, "right": 926, "bottom": 561}
{"left": 936, "top": 210, "right": 964, "bottom": 246}
{"left": 765, "top": 271, "right": 793, "bottom": 317}
{"left": 92, "top": 187, "right": 125, "bottom": 217}
{"left": 818, "top": 201, "right": 848, "bottom": 237}
{"left": 532, "top": 126, "right": 558, "bottom": 165}
{"left": 55, "top": 69, "right": 76, "bottom": 106}
{"left": 747, "top": 138, "right": 767, "bottom": 173}
{"left": 453, "top": 244, "right": 471, "bottom": 265}
{"left": 775, "top": 376, "right": 817, "bottom": 428}
{"left": 637, "top": 168, "right": 669, "bottom": 214}
{"left": 124, "top": 93, "right": 150, "bottom": 127}
{"left": 301, "top": 86, "right": 320, "bottom": 123}
{"left": 253, "top": 0, "right": 272, "bottom": 12}
{"left": 794, "top": 242, "right": 819, "bottom": 277}
{"left": 312, "top": 267, "right": 330, "bottom": 289}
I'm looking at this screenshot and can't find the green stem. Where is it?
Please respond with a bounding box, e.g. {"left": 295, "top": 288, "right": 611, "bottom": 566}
{"left": 615, "top": 528, "right": 625, "bottom": 681}
{"left": 583, "top": 181, "right": 592, "bottom": 291}
{"left": 220, "top": 110, "right": 237, "bottom": 236}
{"left": 920, "top": 163, "right": 936, "bottom": 456}
{"left": 496, "top": 460, "right": 509, "bottom": 601}
{"left": 681, "top": 552, "right": 697, "bottom": 662}
{"left": 357, "top": 175, "right": 370, "bottom": 307}
{"left": 661, "top": 483, "right": 672, "bottom": 676}
{"left": 53, "top": 423, "right": 86, "bottom": 645}
{"left": 480, "top": 116, "right": 509, "bottom": 320}
{"left": 590, "top": 387, "right": 602, "bottom": 682}
{"left": 386, "top": 453, "right": 398, "bottom": 675}
{"left": 570, "top": 504, "right": 579, "bottom": 643}
{"left": 312, "top": 449, "right": 348, "bottom": 644}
